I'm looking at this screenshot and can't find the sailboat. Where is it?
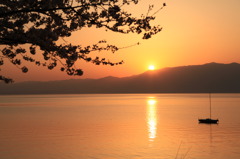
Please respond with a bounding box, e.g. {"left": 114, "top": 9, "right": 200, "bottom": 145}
{"left": 198, "top": 93, "right": 219, "bottom": 124}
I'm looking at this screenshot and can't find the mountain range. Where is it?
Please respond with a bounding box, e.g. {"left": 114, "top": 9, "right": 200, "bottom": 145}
{"left": 1, "top": 62, "right": 240, "bottom": 94}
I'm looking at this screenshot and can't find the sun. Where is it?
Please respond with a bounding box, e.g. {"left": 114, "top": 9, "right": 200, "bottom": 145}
{"left": 148, "top": 65, "right": 155, "bottom": 70}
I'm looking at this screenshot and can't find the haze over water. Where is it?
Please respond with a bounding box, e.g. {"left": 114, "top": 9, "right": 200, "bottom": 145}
{"left": 0, "top": 94, "right": 240, "bottom": 159}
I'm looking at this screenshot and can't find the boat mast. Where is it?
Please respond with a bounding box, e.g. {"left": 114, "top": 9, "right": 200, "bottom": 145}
{"left": 209, "top": 93, "right": 212, "bottom": 119}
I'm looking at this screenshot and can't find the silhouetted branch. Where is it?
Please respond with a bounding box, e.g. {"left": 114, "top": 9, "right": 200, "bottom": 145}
{"left": 0, "top": 0, "right": 166, "bottom": 83}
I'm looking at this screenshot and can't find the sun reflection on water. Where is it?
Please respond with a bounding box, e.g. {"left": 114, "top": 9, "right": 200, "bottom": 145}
{"left": 147, "top": 97, "right": 158, "bottom": 142}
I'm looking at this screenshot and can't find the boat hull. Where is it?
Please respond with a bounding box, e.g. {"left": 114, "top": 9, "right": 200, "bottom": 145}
{"left": 198, "top": 118, "right": 219, "bottom": 124}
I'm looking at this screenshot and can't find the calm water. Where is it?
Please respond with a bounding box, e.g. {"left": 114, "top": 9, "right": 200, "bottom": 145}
{"left": 0, "top": 94, "right": 240, "bottom": 159}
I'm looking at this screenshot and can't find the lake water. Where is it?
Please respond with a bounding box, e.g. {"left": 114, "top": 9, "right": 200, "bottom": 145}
{"left": 0, "top": 94, "right": 240, "bottom": 159}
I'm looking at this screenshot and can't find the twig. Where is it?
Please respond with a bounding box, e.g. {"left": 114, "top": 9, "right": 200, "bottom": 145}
{"left": 175, "top": 141, "right": 183, "bottom": 159}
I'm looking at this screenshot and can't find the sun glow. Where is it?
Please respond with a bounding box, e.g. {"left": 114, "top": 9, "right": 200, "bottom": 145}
{"left": 148, "top": 65, "right": 155, "bottom": 70}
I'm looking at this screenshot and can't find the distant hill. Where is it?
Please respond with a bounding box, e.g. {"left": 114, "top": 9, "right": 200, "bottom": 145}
{"left": 1, "top": 62, "right": 240, "bottom": 94}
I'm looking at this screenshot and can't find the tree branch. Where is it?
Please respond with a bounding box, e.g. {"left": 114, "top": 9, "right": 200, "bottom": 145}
{"left": 0, "top": 3, "right": 108, "bottom": 17}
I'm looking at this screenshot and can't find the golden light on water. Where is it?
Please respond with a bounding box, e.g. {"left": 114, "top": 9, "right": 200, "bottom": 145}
{"left": 148, "top": 99, "right": 156, "bottom": 105}
{"left": 147, "top": 97, "right": 158, "bottom": 141}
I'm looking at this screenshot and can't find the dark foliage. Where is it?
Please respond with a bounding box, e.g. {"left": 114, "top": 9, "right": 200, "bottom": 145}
{"left": 0, "top": 0, "right": 165, "bottom": 83}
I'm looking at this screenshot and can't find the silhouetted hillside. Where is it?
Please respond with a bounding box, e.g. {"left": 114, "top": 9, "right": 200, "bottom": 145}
{"left": 1, "top": 63, "right": 240, "bottom": 94}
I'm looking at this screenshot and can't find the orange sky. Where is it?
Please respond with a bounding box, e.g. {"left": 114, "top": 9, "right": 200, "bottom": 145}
{"left": 2, "top": 0, "right": 240, "bottom": 82}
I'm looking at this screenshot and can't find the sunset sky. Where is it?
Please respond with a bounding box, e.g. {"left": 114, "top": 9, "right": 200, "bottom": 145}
{"left": 2, "top": 0, "right": 240, "bottom": 82}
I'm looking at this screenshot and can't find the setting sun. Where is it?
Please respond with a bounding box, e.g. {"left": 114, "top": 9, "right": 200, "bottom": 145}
{"left": 148, "top": 65, "right": 155, "bottom": 70}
